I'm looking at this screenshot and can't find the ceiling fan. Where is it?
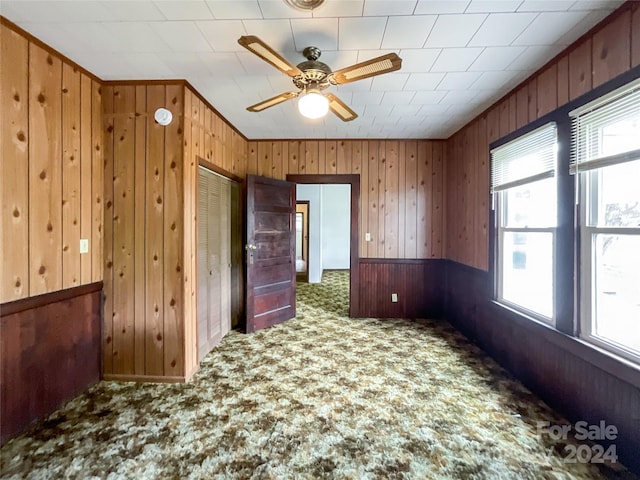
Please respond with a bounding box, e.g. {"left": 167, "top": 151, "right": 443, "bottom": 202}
{"left": 238, "top": 35, "right": 402, "bottom": 122}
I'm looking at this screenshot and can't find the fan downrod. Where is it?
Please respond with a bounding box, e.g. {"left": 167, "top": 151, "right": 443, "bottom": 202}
{"left": 302, "top": 46, "right": 321, "bottom": 61}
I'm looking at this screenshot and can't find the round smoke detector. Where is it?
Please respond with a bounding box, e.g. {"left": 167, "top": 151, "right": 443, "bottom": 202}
{"left": 283, "top": 0, "right": 326, "bottom": 11}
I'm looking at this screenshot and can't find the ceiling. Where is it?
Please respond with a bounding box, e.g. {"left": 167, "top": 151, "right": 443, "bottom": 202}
{"left": 0, "top": 0, "right": 625, "bottom": 140}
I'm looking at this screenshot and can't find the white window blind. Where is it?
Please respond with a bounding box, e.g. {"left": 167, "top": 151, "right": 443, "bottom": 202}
{"left": 570, "top": 77, "right": 640, "bottom": 174}
{"left": 490, "top": 123, "right": 557, "bottom": 192}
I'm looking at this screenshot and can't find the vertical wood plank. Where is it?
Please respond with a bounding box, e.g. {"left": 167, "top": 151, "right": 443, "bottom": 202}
{"left": 288, "top": 140, "right": 299, "bottom": 174}
{"left": 569, "top": 39, "right": 592, "bottom": 101}
{"left": 247, "top": 142, "right": 258, "bottom": 176}
{"left": 317, "top": 141, "right": 326, "bottom": 174}
{"left": 404, "top": 141, "right": 418, "bottom": 259}
{"left": 134, "top": 85, "right": 147, "bottom": 375}
{"left": 527, "top": 78, "right": 538, "bottom": 123}
{"left": 385, "top": 140, "right": 399, "bottom": 258}
{"left": 432, "top": 142, "right": 444, "bottom": 259}
{"left": 416, "top": 141, "right": 431, "bottom": 259}
{"left": 377, "top": 142, "right": 386, "bottom": 257}
{"left": 557, "top": 55, "right": 570, "bottom": 107}
{"left": 0, "top": 25, "right": 29, "bottom": 302}
{"left": 163, "top": 83, "right": 185, "bottom": 377}
{"left": 463, "top": 126, "right": 476, "bottom": 266}
{"left": 498, "top": 99, "right": 510, "bottom": 138}
{"left": 359, "top": 141, "right": 369, "bottom": 257}
{"left": 350, "top": 140, "right": 361, "bottom": 175}
{"left": 112, "top": 85, "right": 135, "bottom": 375}
{"left": 91, "top": 80, "right": 103, "bottom": 283}
{"left": 62, "top": 63, "right": 81, "bottom": 289}
{"left": 476, "top": 114, "right": 489, "bottom": 270}
{"left": 633, "top": 3, "right": 640, "bottom": 68}
{"left": 257, "top": 141, "right": 270, "bottom": 177}
{"left": 29, "top": 44, "right": 62, "bottom": 296}
{"left": 79, "top": 74, "right": 93, "bottom": 285}
{"left": 397, "top": 141, "right": 406, "bottom": 259}
{"left": 271, "top": 141, "right": 283, "bottom": 180}
{"left": 515, "top": 85, "right": 528, "bottom": 130}
{"left": 102, "top": 85, "right": 115, "bottom": 375}
{"left": 592, "top": 10, "right": 631, "bottom": 88}
{"left": 326, "top": 140, "right": 337, "bottom": 174}
{"left": 367, "top": 141, "right": 379, "bottom": 258}
{"left": 508, "top": 94, "right": 517, "bottom": 133}
{"left": 306, "top": 141, "right": 318, "bottom": 174}
{"left": 145, "top": 85, "right": 165, "bottom": 376}
{"left": 537, "top": 64, "right": 558, "bottom": 118}
{"left": 487, "top": 106, "right": 500, "bottom": 144}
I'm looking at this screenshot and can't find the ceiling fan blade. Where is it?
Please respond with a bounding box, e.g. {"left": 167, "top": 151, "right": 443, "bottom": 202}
{"left": 238, "top": 35, "right": 303, "bottom": 77}
{"left": 325, "top": 93, "right": 358, "bottom": 122}
{"left": 247, "top": 91, "right": 299, "bottom": 112}
{"left": 329, "top": 53, "right": 402, "bottom": 85}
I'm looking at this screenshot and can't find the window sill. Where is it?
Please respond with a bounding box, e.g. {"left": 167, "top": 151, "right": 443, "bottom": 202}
{"left": 489, "top": 300, "right": 640, "bottom": 388}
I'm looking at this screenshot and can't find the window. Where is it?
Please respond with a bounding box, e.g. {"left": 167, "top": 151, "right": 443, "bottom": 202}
{"left": 571, "top": 79, "right": 640, "bottom": 362}
{"left": 491, "top": 123, "right": 558, "bottom": 322}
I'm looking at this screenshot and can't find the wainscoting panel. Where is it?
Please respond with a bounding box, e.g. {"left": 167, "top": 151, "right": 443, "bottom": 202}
{"left": 0, "top": 283, "right": 102, "bottom": 445}
{"left": 443, "top": 260, "right": 640, "bottom": 474}
{"left": 357, "top": 259, "right": 444, "bottom": 319}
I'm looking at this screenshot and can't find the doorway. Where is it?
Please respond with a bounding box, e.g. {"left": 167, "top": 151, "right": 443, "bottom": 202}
{"left": 286, "top": 174, "right": 360, "bottom": 317}
{"left": 296, "top": 201, "right": 310, "bottom": 283}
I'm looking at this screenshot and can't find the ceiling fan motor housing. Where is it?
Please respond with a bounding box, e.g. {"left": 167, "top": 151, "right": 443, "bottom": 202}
{"left": 293, "top": 46, "right": 332, "bottom": 89}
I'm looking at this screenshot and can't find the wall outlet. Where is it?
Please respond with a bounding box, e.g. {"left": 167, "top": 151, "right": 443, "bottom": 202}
{"left": 391, "top": 293, "right": 398, "bottom": 303}
{"left": 365, "top": 232, "right": 371, "bottom": 241}
{"left": 80, "top": 238, "right": 89, "bottom": 254}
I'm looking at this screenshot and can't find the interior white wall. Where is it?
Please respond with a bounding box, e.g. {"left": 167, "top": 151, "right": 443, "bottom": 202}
{"left": 320, "top": 184, "right": 351, "bottom": 270}
{"left": 296, "top": 184, "right": 322, "bottom": 283}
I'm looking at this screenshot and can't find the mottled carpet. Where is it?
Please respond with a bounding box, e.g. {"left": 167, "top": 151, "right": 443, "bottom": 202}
{"left": 1, "top": 271, "right": 636, "bottom": 479}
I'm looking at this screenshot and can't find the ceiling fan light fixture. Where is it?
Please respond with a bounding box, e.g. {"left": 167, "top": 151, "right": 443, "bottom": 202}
{"left": 298, "top": 87, "right": 329, "bottom": 119}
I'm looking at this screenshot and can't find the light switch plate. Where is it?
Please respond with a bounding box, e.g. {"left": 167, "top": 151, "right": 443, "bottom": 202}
{"left": 391, "top": 293, "right": 398, "bottom": 303}
{"left": 80, "top": 238, "right": 89, "bottom": 254}
{"left": 365, "top": 232, "right": 371, "bottom": 241}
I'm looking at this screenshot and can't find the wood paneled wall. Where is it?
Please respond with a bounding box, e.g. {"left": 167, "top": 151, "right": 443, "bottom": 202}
{"left": 0, "top": 21, "right": 103, "bottom": 303}
{"left": 445, "top": 2, "right": 640, "bottom": 270}
{"left": 246, "top": 139, "right": 445, "bottom": 260}
{"left": 102, "top": 83, "right": 248, "bottom": 380}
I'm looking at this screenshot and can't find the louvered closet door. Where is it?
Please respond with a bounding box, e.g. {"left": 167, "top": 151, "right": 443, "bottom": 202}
{"left": 197, "top": 167, "right": 231, "bottom": 361}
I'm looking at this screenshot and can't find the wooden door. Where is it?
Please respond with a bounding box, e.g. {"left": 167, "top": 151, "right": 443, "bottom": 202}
{"left": 245, "top": 175, "right": 296, "bottom": 333}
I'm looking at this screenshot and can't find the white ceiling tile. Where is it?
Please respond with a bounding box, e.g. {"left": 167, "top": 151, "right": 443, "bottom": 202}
{"left": 197, "top": 20, "right": 247, "bottom": 52}
{"left": 199, "top": 52, "right": 247, "bottom": 76}
{"left": 370, "top": 72, "right": 410, "bottom": 90}
{"left": 381, "top": 91, "right": 415, "bottom": 105}
{"left": 363, "top": 1, "right": 417, "bottom": 16}
{"left": 241, "top": 19, "right": 296, "bottom": 51}
{"left": 364, "top": 104, "right": 394, "bottom": 116}
{"left": 418, "top": 103, "right": 452, "bottom": 114}
{"left": 506, "top": 44, "right": 563, "bottom": 70}
{"left": 464, "top": 1, "right": 523, "bottom": 13}
{"left": 398, "top": 48, "right": 441, "bottom": 72}
{"left": 149, "top": 21, "right": 212, "bottom": 52}
{"left": 467, "top": 46, "right": 527, "bottom": 71}
{"left": 60, "top": 23, "right": 131, "bottom": 52}
{"left": 404, "top": 72, "right": 446, "bottom": 90}
{"left": 320, "top": 50, "right": 360, "bottom": 70}
{"left": 430, "top": 47, "right": 484, "bottom": 72}
{"left": 100, "top": 2, "right": 166, "bottom": 21}
{"left": 436, "top": 71, "right": 482, "bottom": 89}
{"left": 439, "top": 90, "right": 479, "bottom": 104}
{"left": 569, "top": 0, "right": 623, "bottom": 11}
{"left": 411, "top": 90, "right": 447, "bottom": 103}
{"left": 468, "top": 12, "right": 537, "bottom": 46}
{"left": 415, "top": 1, "right": 470, "bottom": 14}
{"left": 101, "top": 22, "right": 171, "bottom": 53}
{"left": 338, "top": 16, "right": 387, "bottom": 50}
{"left": 15, "top": 1, "right": 120, "bottom": 22}
{"left": 205, "top": 1, "right": 263, "bottom": 19}
{"left": 157, "top": 52, "right": 214, "bottom": 77}
{"left": 291, "top": 18, "right": 339, "bottom": 51}
{"left": 512, "top": 11, "right": 587, "bottom": 46}
{"left": 517, "top": 0, "right": 574, "bottom": 12}
{"left": 351, "top": 91, "right": 384, "bottom": 104}
{"left": 424, "top": 13, "right": 487, "bottom": 47}
{"left": 391, "top": 104, "right": 423, "bottom": 115}
{"left": 153, "top": 1, "right": 214, "bottom": 20}
{"left": 469, "top": 70, "right": 523, "bottom": 89}
{"left": 381, "top": 15, "right": 436, "bottom": 49}
{"left": 311, "top": 0, "right": 364, "bottom": 17}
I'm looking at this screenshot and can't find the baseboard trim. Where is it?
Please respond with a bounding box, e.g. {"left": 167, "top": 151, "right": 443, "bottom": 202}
{"left": 103, "top": 374, "right": 187, "bottom": 384}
